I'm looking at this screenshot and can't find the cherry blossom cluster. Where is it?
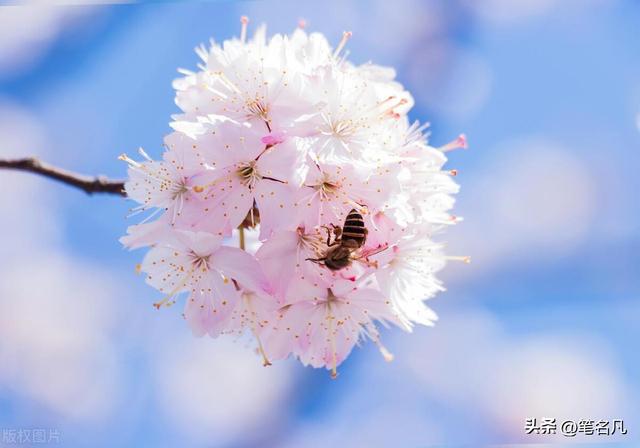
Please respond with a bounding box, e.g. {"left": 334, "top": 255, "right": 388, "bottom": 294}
{"left": 120, "top": 18, "right": 467, "bottom": 378}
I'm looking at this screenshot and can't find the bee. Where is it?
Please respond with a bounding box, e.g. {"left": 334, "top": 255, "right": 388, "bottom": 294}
{"left": 307, "top": 209, "right": 380, "bottom": 271}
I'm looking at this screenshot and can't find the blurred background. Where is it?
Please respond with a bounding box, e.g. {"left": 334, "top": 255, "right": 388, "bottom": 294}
{"left": 0, "top": 0, "right": 639, "bottom": 446}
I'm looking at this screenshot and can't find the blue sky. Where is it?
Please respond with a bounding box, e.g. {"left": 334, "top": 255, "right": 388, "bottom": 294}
{"left": 0, "top": 1, "right": 639, "bottom": 447}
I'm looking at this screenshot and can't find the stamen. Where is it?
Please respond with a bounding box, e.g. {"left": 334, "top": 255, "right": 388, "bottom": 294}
{"left": 118, "top": 153, "right": 141, "bottom": 169}
{"left": 240, "top": 16, "right": 249, "bottom": 43}
{"left": 380, "top": 98, "right": 408, "bottom": 118}
{"left": 439, "top": 134, "right": 468, "bottom": 153}
{"left": 298, "top": 18, "right": 307, "bottom": 29}
{"left": 246, "top": 98, "right": 269, "bottom": 121}
{"left": 448, "top": 169, "right": 458, "bottom": 176}
{"left": 239, "top": 164, "right": 254, "bottom": 178}
{"left": 237, "top": 161, "right": 262, "bottom": 188}
{"left": 189, "top": 253, "right": 211, "bottom": 271}
{"left": 330, "top": 325, "right": 338, "bottom": 379}
{"left": 153, "top": 267, "right": 195, "bottom": 309}
{"left": 195, "top": 43, "right": 208, "bottom": 62}
{"left": 360, "top": 95, "right": 396, "bottom": 117}
{"left": 212, "top": 71, "right": 241, "bottom": 94}
{"left": 331, "top": 119, "right": 357, "bottom": 138}
{"left": 177, "top": 68, "right": 195, "bottom": 76}
{"left": 243, "top": 294, "right": 272, "bottom": 367}
{"left": 137, "top": 147, "right": 153, "bottom": 162}
{"left": 446, "top": 255, "right": 471, "bottom": 264}
{"left": 128, "top": 205, "right": 162, "bottom": 222}
{"left": 375, "top": 339, "right": 395, "bottom": 362}
{"left": 192, "top": 172, "right": 233, "bottom": 195}
{"left": 333, "top": 31, "right": 352, "bottom": 59}
{"left": 297, "top": 227, "right": 324, "bottom": 255}
{"left": 449, "top": 215, "right": 464, "bottom": 224}
{"left": 405, "top": 121, "right": 431, "bottom": 145}
{"left": 119, "top": 152, "right": 176, "bottom": 186}
{"left": 152, "top": 296, "right": 173, "bottom": 310}
{"left": 327, "top": 295, "right": 338, "bottom": 379}
{"left": 254, "top": 330, "right": 272, "bottom": 367}
{"left": 321, "top": 180, "right": 339, "bottom": 196}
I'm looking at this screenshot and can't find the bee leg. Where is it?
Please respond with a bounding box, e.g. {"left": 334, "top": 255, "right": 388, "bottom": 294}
{"left": 320, "top": 226, "right": 335, "bottom": 246}
{"left": 305, "top": 257, "right": 326, "bottom": 265}
{"left": 321, "top": 225, "right": 342, "bottom": 246}
{"left": 331, "top": 224, "right": 342, "bottom": 240}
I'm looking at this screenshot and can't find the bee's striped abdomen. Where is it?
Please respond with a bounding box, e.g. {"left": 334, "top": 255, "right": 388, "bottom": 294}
{"left": 341, "top": 209, "right": 367, "bottom": 248}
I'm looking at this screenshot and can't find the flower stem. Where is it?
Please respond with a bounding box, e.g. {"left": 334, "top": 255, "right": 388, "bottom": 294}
{"left": 239, "top": 226, "right": 246, "bottom": 250}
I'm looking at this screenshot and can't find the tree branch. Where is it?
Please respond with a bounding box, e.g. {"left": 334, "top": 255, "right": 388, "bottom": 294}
{"left": 0, "top": 157, "right": 125, "bottom": 196}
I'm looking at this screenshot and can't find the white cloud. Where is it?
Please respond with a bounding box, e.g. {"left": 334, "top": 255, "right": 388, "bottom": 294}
{"left": 486, "top": 336, "right": 625, "bottom": 438}
{"left": 275, "top": 307, "right": 633, "bottom": 446}
{"left": 401, "top": 309, "right": 631, "bottom": 443}
{"left": 408, "top": 44, "right": 493, "bottom": 120}
{"left": 0, "top": 100, "right": 122, "bottom": 421}
{"left": 0, "top": 100, "right": 63, "bottom": 252}
{"left": 154, "top": 336, "right": 294, "bottom": 445}
{"left": 448, "top": 139, "right": 596, "bottom": 277}
{"left": 245, "top": 0, "right": 446, "bottom": 66}
{"left": 280, "top": 404, "right": 443, "bottom": 448}
{"left": 464, "top": 0, "right": 557, "bottom": 25}
{"left": 0, "top": 254, "right": 121, "bottom": 421}
{"left": 464, "top": 0, "right": 617, "bottom": 26}
{"left": 0, "top": 2, "right": 101, "bottom": 78}
{"left": 0, "top": 99, "right": 48, "bottom": 159}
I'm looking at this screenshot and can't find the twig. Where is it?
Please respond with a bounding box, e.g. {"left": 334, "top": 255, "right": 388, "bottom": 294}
{"left": 0, "top": 157, "right": 125, "bottom": 196}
